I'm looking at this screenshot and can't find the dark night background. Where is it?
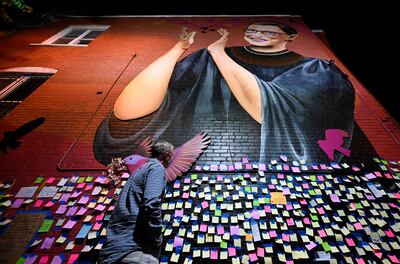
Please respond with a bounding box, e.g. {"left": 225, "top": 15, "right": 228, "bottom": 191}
{"left": 3, "top": 1, "right": 398, "bottom": 122}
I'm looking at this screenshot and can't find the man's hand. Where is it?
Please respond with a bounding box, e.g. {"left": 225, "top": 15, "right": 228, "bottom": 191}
{"left": 207, "top": 28, "right": 229, "bottom": 55}
{"left": 176, "top": 27, "right": 196, "bottom": 50}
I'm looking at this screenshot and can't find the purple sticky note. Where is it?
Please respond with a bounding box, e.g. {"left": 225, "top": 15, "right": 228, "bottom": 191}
{"left": 56, "top": 205, "right": 67, "bottom": 214}
{"left": 230, "top": 225, "right": 240, "bottom": 236}
{"left": 11, "top": 199, "right": 24, "bottom": 208}
{"left": 76, "top": 207, "right": 88, "bottom": 216}
{"left": 305, "top": 241, "right": 317, "bottom": 250}
{"left": 24, "top": 255, "right": 38, "bottom": 264}
{"left": 95, "top": 204, "right": 106, "bottom": 211}
{"left": 251, "top": 210, "right": 260, "bottom": 220}
{"left": 50, "top": 255, "right": 62, "bottom": 264}
{"left": 66, "top": 206, "right": 78, "bottom": 216}
{"left": 365, "top": 173, "right": 376, "bottom": 180}
{"left": 174, "top": 236, "right": 184, "bottom": 247}
{"left": 330, "top": 194, "right": 341, "bottom": 203}
{"left": 78, "top": 195, "right": 89, "bottom": 205}
{"left": 219, "top": 164, "right": 227, "bottom": 171}
{"left": 317, "top": 129, "right": 351, "bottom": 160}
{"left": 258, "top": 163, "right": 266, "bottom": 171}
{"left": 63, "top": 220, "right": 76, "bottom": 229}
{"left": 175, "top": 209, "right": 184, "bottom": 217}
{"left": 282, "top": 188, "right": 290, "bottom": 195}
{"left": 173, "top": 182, "right": 180, "bottom": 189}
{"left": 184, "top": 178, "right": 191, "bottom": 184}
{"left": 59, "top": 193, "right": 71, "bottom": 203}
{"left": 41, "top": 237, "right": 55, "bottom": 249}
{"left": 210, "top": 164, "right": 219, "bottom": 171}
{"left": 280, "top": 155, "right": 288, "bottom": 162}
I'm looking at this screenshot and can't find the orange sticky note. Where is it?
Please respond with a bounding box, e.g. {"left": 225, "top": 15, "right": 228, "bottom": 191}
{"left": 271, "top": 192, "right": 287, "bottom": 204}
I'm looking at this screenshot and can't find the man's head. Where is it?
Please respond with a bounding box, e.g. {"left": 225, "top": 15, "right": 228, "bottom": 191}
{"left": 152, "top": 140, "right": 174, "bottom": 168}
{"left": 244, "top": 22, "right": 298, "bottom": 49}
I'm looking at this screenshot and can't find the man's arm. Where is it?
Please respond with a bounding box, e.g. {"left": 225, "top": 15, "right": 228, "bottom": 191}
{"left": 114, "top": 28, "right": 196, "bottom": 120}
{"left": 207, "top": 29, "right": 262, "bottom": 124}
{"left": 141, "top": 162, "right": 167, "bottom": 248}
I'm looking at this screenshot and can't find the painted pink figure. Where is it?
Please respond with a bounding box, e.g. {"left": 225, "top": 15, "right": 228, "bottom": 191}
{"left": 318, "top": 129, "right": 351, "bottom": 160}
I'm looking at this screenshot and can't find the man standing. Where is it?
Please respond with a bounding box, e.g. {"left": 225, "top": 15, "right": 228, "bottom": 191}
{"left": 99, "top": 141, "right": 173, "bottom": 264}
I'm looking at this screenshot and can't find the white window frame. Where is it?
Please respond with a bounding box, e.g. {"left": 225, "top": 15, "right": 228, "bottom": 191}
{"left": 0, "top": 76, "right": 29, "bottom": 101}
{"left": 30, "top": 25, "right": 110, "bottom": 47}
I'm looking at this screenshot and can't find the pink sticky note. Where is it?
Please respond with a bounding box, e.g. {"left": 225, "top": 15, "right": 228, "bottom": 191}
{"left": 306, "top": 241, "right": 317, "bottom": 250}
{"left": 320, "top": 164, "right": 328, "bottom": 170}
{"left": 195, "top": 165, "right": 201, "bottom": 171}
{"left": 302, "top": 183, "right": 309, "bottom": 189}
{"left": 283, "top": 165, "right": 290, "bottom": 171}
{"left": 184, "top": 178, "right": 191, "bottom": 184}
{"left": 249, "top": 253, "right": 258, "bottom": 262}
{"left": 173, "top": 182, "right": 180, "bottom": 189}
{"left": 173, "top": 236, "right": 184, "bottom": 247}
{"left": 374, "top": 251, "right": 382, "bottom": 259}
{"left": 95, "top": 204, "right": 106, "bottom": 211}
{"left": 200, "top": 224, "right": 208, "bottom": 232}
{"left": 182, "top": 192, "right": 189, "bottom": 199}
{"left": 388, "top": 254, "right": 400, "bottom": 263}
{"left": 84, "top": 184, "right": 93, "bottom": 191}
{"left": 282, "top": 233, "right": 290, "bottom": 242}
{"left": 245, "top": 164, "right": 252, "bottom": 170}
{"left": 355, "top": 257, "right": 366, "bottom": 264}
{"left": 44, "top": 201, "right": 55, "bottom": 208}
{"left": 210, "top": 249, "right": 218, "bottom": 260}
{"left": 318, "top": 229, "right": 327, "bottom": 238}
{"left": 67, "top": 254, "right": 79, "bottom": 264}
{"left": 354, "top": 222, "right": 363, "bottom": 230}
{"left": 39, "top": 256, "right": 49, "bottom": 264}
{"left": 365, "top": 173, "right": 376, "bottom": 180}
{"left": 287, "top": 218, "right": 295, "bottom": 226}
{"left": 96, "top": 213, "right": 105, "bottom": 221}
{"left": 282, "top": 188, "right": 290, "bottom": 195}
{"left": 76, "top": 183, "right": 86, "bottom": 189}
{"left": 278, "top": 173, "right": 284, "bottom": 179}
{"left": 175, "top": 209, "right": 184, "bottom": 217}
{"left": 291, "top": 167, "right": 300, "bottom": 173}
{"left": 286, "top": 204, "right": 293, "bottom": 210}
{"left": 34, "top": 199, "right": 43, "bottom": 208}
{"left": 258, "top": 164, "right": 266, "bottom": 171}
{"left": 264, "top": 206, "right": 271, "bottom": 213}
{"left": 228, "top": 247, "right": 236, "bottom": 257}
{"left": 11, "top": 199, "right": 24, "bottom": 208}
{"left": 312, "top": 165, "right": 319, "bottom": 170}
{"left": 257, "top": 247, "right": 265, "bottom": 257}
{"left": 210, "top": 164, "right": 219, "bottom": 171}
{"left": 385, "top": 229, "right": 395, "bottom": 237}
{"left": 92, "top": 222, "right": 102, "bottom": 231}
{"left": 47, "top": 177, "right": 56, "bottom": 184}
{"left": 317, "top": 207, "right": 325, "bottom": 215}
{"left": 201, "top": 201, "right": 209, "bottom": 209}
{"left": 217, "top": 225, "right": 225, "bottom": 235}
{"left": 78, "top": 195, "right": 89, "bottom": 205}
{"left": 234, "top": 163, "right": 243, "bottom": 169}
{"left": 217, "top": 175, "right": 223, "bottom": 181}
{"left": 251, "top": 210, "right": 260, "bottom": 220}
{"left": 269, "top": 230, "right": 277, "bottom": 238}
{"left": 303, "top": 217, "right": 311, "bottom": 225}
{"left": 220, "top": 164, "right": 228, "bottom": 171}
{"left": 63, "top": 220, "right": 76, "bottom": 229}
{"left": 230, "top": 225, "right": 240, "bottom": 235}
{"left": 317, "top": 175, "right": 324, "bottom": 181}
{"left": 70, "top": 191, "right": 81, "bottom": 198}
{"left": 242, "top": 157, "right": 249, "bottom": 163}
{"left": 346, "top": 237, "right": 356, "bottom": 246}
{"left": 300, "top": 199, "right": 308, "bottom": 205}
{"left": 121, "top": 172, "right": 130, "bottom": 179}
{"left": 228, "top": 165, "right": 235, "bottom": 171}
{"left": 330, "top": 194, "right": 341, "bottom": 203}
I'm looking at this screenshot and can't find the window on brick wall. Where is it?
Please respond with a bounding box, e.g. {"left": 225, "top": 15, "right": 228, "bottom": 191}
{"left": 32, "top": 25, "right": 110, "bottom": 47}
{"left": 0, "top": 72, "right": 52, "bottom": 118}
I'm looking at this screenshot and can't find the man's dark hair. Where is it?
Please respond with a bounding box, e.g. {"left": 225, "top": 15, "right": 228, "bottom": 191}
{"left": 250, "top": 22, "right": 298, "bottom": 35}
{"left": 151, "top": 140, "right": 174, "bottom": 159}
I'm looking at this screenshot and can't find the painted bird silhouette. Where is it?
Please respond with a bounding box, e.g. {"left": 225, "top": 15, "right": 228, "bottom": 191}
{"left": 123, "top": 131, "right": 211, "bottom": 182}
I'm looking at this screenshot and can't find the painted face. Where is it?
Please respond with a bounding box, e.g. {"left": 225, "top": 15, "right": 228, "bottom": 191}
{"left": 244, "top": 24, "right": 291, "bottom": 47}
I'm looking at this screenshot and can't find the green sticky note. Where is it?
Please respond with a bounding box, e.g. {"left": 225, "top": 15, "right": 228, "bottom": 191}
{"left": 356, "top": 203, "right": 363, "bottom": 209}
{"left": 0, "top": 194, "right": 3, "bottom": 201}
{"left": 265, "top": 198, "right": 270, "bottom": 204}
{"left": 215, "top": 210, "right": 221, "bottom": 216}
{"left": 238, "top": 175, "right": 244, "bottom": 181}
{"left": 381, "top": 160, "right": 388, "bottom": 165}
{"left": 34, "top": 176, "right": 44, "bottom": 184}
{"left": 220, "top": 241, "right": 228, "bottom": 249}
{"left": 16, "top": 257, "right": 26, "bottom": 264}
{"left": 85, "top": 176, "right": 93, "bottom": 182}
{"left": 216, "top": 196, "right": 223, "bottom": 202}
{"left": 373, "top": 158, "right": 381, "bottom": 163}
{"left": 244, "top": 187, "right": 251, "bottom": 193}
{"left": 322, "top": 241, "right": 331, "bottom": 252}
{"left": 310, "top": 175, "right": 316, "bottom": 181}
{"left": 253, "top": 200, "right": 259, "bottom": 207}
{"left": 191, "top": 174, "right": 198, "bottom": 180}
{"left": 77, "top": 177, "right": 85, "bottom": 183}
{"left": 38, "top": 219, "right": 54, "bottom": 233}
{"left": 311, "top": 214, "right": 319, "bottom": 221}
{"left": 309, "top": 190, "right": 316, "bottom": 196}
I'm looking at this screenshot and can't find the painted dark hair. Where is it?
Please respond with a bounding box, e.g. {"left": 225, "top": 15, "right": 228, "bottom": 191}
{"left": 250, "top": 22, "right": 298, "bottom": 35}
{"left": 152, "top": 140, "right": 174, "bottom": 159}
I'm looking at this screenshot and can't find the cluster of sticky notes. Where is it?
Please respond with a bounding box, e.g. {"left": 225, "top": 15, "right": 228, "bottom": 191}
{"left": 3, "top": 173, "right": 117, "bottom": 262}
{"left": 159, "top": 158, "right": 400, "bottom": 263}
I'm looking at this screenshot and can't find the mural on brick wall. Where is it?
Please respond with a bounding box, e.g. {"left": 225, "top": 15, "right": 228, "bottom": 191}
{"left": 93, "top": 21, "right": 376, "bottom": 166}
